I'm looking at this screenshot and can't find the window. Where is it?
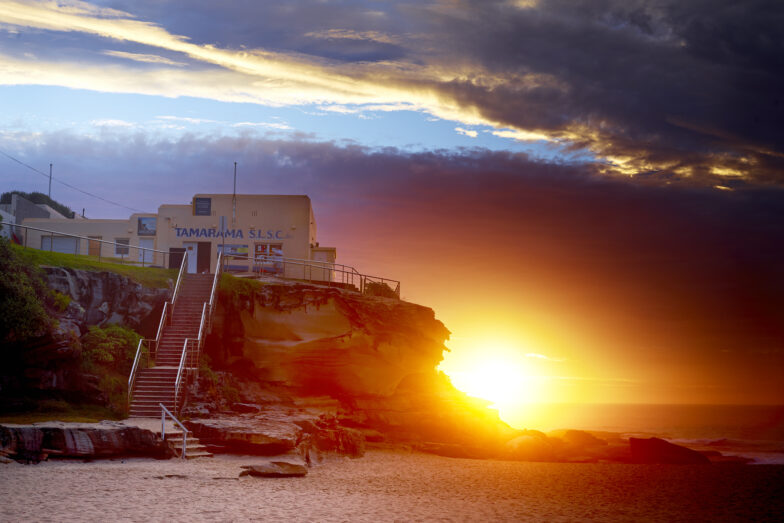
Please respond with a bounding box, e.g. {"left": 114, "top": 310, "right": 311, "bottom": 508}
{"left": 115, "top": 238, "right": 130, "bottom": 256}
{"left": 254, "top": 243, "right": 283, "bottom": 258}
{"left": 137, "top": 217, "right": 157, "bottom": 236}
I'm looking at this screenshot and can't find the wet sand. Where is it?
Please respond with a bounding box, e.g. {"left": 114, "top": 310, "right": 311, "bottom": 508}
{"left": 2, "top": 450, "right": 783, "bottom": 522}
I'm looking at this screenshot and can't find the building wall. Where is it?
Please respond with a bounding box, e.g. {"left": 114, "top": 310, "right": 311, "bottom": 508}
{"left": 19, "top": 194, "right": 335, "bottom": 278}
{"left": 19, "top": 216, "right": 162, "bottom": 263}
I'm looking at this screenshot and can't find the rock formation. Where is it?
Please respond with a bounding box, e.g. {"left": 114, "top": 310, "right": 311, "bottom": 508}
{"left": 629, "top": 437, "right": 712, "bottom": 464}
{"left": 0, "top": 421, "right": 172, "bottom": 462}
{"left": 43, "top": 267, "right": 170, "bottom": 339}
{"left": 193, "top": 280, "right": 517, "bottom": 458}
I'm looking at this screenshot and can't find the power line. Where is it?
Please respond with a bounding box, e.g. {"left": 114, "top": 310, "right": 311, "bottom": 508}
{"left": 0, "top": 149, "right": 145, "bottom": 213}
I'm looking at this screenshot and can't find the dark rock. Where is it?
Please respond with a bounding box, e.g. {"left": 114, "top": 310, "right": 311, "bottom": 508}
{"left": 0, "top": 422, "right": 172, "bottom": 462}
{"left": 232, "top": 403, "right": 262, "bottom": 413}
{"left": 240, "top": 461, "right": 308, "bottom": 478}
{"left": 187, "top": 417, "right": 300, "bottom": 455}
{"left": 504, "top": 433, "right": 559, "bottom": 462}
{"left": 629, "top": 437, "right": 711, "bottom": 464}
{"left": 551, "top": 429, "right": 608, "bottom": 449}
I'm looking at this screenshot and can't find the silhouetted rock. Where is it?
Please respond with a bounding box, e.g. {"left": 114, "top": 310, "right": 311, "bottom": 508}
{"left": 629, "top": 437, "right": 711, "bottom": 464}
{"left": 0, "top": 422, "right": 172, "bottom": 462}
{"left": 240, "top": 461, "right": 308, "bottom": 478}
{"left": 505, "top": 432, "right": 559, "bottom": 462}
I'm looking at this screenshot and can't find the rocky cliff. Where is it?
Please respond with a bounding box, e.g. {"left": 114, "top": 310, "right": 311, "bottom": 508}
{"left": 43, "top": 267, "right": 170, "bottom": 339}
{"left": 1, "top": 268, "right": 170, "bottom": 403}
{"left": 192, "top": 280, "right": 517, "bottom": 458}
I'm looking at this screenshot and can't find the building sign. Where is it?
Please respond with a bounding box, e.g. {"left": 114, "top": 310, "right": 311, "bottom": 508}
{"left": 137, "top": 217, "right": 157, "bottom": 236}
{"left": 193, "top": 197, "right": 211, "bottom": 216}
{"left": 174, "top": 227, "right": 291, "bottom": 240}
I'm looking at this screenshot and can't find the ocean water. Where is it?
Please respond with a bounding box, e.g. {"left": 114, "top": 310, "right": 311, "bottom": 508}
{"left": 517, "top": 403, "right": 784, "bottom": 464}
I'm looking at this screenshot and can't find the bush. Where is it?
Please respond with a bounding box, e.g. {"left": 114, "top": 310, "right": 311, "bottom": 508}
{"left": 364, "top": 280, "right": 398, "bottom": 299}
{"left": 81, "top": 325, "right": 142, "bottom": 374}
{"left": 51, "top": 290, "right": 71, "bottom": 312}
{"left": 0, "top": 237, "right": 53, "bottom": 343}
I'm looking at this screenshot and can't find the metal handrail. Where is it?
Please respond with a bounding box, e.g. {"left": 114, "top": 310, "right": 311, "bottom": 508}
{"left": 221, "top": 253, "right": 401, "bottom": 298}
{"left": 10, "top": 223, "right": 169, "bottom": 267}
{"left": 171, "top": 251, "right": 188, "bottom": 307}
{"left": 153, "top": 302, "right": 169, "bottom": 358}
{"left": 127, "top": 338, "right": 145, "bottom": 406}
{"left": 160, "top": 403, "right": 189, "bottom": 459}
{"left": 207, "top": 251, "right": 222, "bottom": 333}
{"left": 174, "top": 338, "right": 188, "bottom": 411}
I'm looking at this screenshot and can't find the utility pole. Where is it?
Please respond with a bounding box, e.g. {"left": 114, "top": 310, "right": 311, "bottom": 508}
{"left": 232, "top": 161, "right": 237, "bottom": 225}
{"left": 48, "top": 163, "right": 52, "bottom": 198}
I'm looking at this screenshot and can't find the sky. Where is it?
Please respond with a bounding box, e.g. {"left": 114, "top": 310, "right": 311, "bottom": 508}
{"left": 1, "top": 0, "right": 782, "bottom": 419}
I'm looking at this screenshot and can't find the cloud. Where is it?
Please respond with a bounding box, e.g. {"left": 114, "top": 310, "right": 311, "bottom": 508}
{"left": 90, "top": 119, "right": 134, "bottom": 127}
{"left": 232, "top": 121, "right": 292, "bottom": 130}
{"left": 492, "top": 129, "right": 549, "bottom": 142}
{"left": 0, "top": 0, "right": 782, "bottom": 185}
{"left": 455, "top": 127, "right": 477, "bottom": 138}
{"left": 156, "top": 115, "right": 218, "bottom": 124}
{"left": 103, "top": 50, "right": 186, "bottom": 66}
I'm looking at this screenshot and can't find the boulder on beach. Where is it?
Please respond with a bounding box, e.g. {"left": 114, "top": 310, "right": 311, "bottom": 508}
{"left": 629, "top": 437, "right": 711, "bottom": 464}
{"left": 240, "top": 461, "right": 308, "bottom": 478}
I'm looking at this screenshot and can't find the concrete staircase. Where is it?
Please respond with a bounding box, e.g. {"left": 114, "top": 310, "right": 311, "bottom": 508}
{"left": 128, "top": 273, "right": 214, "bottom": 418}
{"left": 164, "top": 430, "right": 213, "bottom": 459}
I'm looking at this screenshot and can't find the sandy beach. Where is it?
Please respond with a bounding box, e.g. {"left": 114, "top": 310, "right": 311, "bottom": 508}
{"left": 2, "top": 450, "right": 783, "bottom": 522}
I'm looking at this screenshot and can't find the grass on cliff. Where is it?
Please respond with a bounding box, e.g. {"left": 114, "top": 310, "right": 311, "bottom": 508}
{"left": 0, "top": 399, "right": 122, "bottom": 424}
{"left": 219, "top": 272, "right": 263, "bottom": 300}
{"left": 9, "top": 243, "right": 177, "bottom": 288}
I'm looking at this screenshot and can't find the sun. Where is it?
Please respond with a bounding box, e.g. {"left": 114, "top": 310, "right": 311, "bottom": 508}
{"left": 441, "top": 345, "right": 546, "bottom": 411}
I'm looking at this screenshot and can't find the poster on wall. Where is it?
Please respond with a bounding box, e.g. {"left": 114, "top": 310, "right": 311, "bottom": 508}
{"left": 218, "top": 244, "right": 249, "bottom": 272}
{"left": 218, "top": 244, "right": 248, "bottom": 258}
{"left": 137, "top": 217, "right": 157, "bottom": 236}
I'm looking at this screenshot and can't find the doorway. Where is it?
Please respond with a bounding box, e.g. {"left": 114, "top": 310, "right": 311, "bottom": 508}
{"left": 183, "top": 242, "right": 198, "bottom": 273}
{"left": 138, "top": 238, "right": 154, "bottom": 265}
{"left": 88, "top": 236, "right": 101, "bottom": 257}
{"left": 197, "top": 241, "right": 211, "bottom": 273}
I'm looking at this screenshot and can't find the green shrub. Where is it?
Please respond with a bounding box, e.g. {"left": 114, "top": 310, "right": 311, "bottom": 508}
{"left": 81, "top": 325, "right": 142, "bottom": 374}
{"left": 0, "top": 237, "right": 53, "bottom": 343}
{"left": 51, "top": 290, "right": 72, "bottom": 312}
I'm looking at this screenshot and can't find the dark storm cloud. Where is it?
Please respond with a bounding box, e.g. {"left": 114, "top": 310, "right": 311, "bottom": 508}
{"left": 5, "top": 1, "right": 780, "bottom": 183}
{"left": 91, "top": 0, "right": 784, "bottom": 182}
{"left": 413, "top": 0, "right": 784, "bottom": 182}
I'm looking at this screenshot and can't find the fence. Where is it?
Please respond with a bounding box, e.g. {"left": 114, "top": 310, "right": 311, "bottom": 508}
{"left": 4, "top": 223, "right": 171, "bottom": 268}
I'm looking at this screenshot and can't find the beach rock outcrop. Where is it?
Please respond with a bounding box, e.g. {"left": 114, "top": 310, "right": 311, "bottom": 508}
{"left": 0, "top": 421, "right": 172, "bottom": 462}
{"left": 629, "top": 437, "right": 711, "bottom": 464}
{"left": 185, "top": 412, "right": 365, "bottom": 463}
{"left": 240, "top": 461, "right": 308, "bottom": 478}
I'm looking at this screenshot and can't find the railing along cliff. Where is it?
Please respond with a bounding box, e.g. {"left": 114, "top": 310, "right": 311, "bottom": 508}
{"left": 128, "top": 251, "right": 188, "bottom": 407}
{"left": 222, "top": 253, "right": 401, "bottom": 298}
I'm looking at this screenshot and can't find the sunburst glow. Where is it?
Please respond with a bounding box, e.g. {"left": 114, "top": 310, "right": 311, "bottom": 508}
{"left": 440, "top": 339, "right": 549, "bottom": 419}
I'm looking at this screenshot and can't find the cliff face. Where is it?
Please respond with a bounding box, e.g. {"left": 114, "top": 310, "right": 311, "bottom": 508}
{"left": 43, "top": 267, "right": 170, "bottom": 339}
{"left": 1, "top": 268, "right": 169, "bottom": 399}
{"left": 199, "top": 281, "right": 517, "bottom": 456}
{"left": 216, "top": 282, "right": 448, "bottom": 396}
